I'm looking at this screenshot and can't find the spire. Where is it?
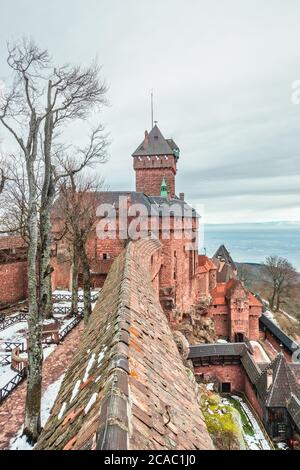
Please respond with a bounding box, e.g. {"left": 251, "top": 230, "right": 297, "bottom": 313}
{"left": 160, "top": 177, "right": 168, "bottom": 197}
{"left": 151, "top": 89, "right": 154, "bottom": 129}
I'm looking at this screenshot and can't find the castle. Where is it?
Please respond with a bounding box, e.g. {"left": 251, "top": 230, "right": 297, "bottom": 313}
{"left": 51, "top": 124, "right": 263, "bottom": 343}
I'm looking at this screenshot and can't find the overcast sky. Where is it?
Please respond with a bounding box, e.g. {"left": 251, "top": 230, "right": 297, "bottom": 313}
{"left": 1, "top": 0, "right": 300, "bottom": 223}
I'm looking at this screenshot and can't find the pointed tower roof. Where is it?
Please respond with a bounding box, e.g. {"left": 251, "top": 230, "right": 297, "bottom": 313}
{"left": 256, "top": 352, "right": 300, "bottom": 407}
{"left": 213, "top": 245, "right": 237, "bottom": 271}
{"left": 132, "top": 124, "right": 179, "bottom": 158}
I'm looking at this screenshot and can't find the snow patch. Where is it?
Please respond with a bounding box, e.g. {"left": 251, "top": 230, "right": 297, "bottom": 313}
{"left": 84, "top": 393, "right": 98, "bottom": 415}
{"left": 58, "top": 402, "right": 67, "bottom": 420}
{"left": 97, "top": 346, "right": 107, "bottom": 366}
{"left": 70, "top": 380, "right": 81, "bottom": 403}
{"left": 41, "top": 374, "right": 65, "bottom": 426}
{"left": 10, "top": 373, "right": 65, "bottom": 450}
{"left": 10, "top": 429, "right": 33, "bottom": 450}
{"left": 83, "top": 353, "right": 96, "bottom": 382}
{"left": 206, "top": 382, "right": 214, "bottom": 391}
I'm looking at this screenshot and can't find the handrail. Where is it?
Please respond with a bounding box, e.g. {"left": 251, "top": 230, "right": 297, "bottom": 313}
{"left": 0, "top": 368, "right": 27, "bottom": 403}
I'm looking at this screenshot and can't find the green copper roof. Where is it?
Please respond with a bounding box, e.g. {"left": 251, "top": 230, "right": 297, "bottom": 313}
{"left": 160, "top": 177, "right": 168, "bottom": 197}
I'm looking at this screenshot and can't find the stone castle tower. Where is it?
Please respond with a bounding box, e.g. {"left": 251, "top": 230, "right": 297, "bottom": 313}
{"left": 132, "top": 124, "right": 180, "bottom": 198}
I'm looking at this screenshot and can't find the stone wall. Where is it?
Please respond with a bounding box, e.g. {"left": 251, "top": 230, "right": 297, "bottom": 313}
{"left": 194, "top": 364, "right": 245, "bottom": 393}
{"left": 134, "top": 154, "right": 176, "bottom": 197}
{"left": 0, "top": 260, "right": 27, "bottom": 306}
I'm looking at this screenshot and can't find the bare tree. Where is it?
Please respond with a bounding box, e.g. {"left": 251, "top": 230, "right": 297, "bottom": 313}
{"left": 263, "top": 255, "right": 298, "bottom": 311}
{"left": 0, "top": 38, "right": 107, "bottom": 442}
{"left": 0, "top": 157, "right": 9, "bottom": 194}
{"left": 55, "top": 173, "right": 103, "bottom": 325}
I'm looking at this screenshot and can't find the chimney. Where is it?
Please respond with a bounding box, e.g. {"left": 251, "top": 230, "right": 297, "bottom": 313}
{"left": 179, "top": 192, "right": 185, "bottom": 201}
{"left": 267, "top": 369, "right": 273, "bottom": 389}
{"left": 143, "top": 130, "right": 149, "bottom": 148}
{"left": 127, "top": 194, "right": 131, "bottom": 211}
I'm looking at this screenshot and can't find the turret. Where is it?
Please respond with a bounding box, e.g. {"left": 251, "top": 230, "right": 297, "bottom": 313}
{"left": 132, "top": 124, "right": 179, "bottom": 198}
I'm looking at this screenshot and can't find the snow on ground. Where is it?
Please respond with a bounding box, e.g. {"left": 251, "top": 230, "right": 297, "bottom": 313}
{"left": 1, "top": 294, "right": 97, "bottom": 393}
{"left": 41, "top": 373, "right": 65, "bottom": 426}
{"left": 0, "top": 321, "right": 27, "bottom": 343}
{"left": 277, "top": 442, "right": 289, "bottom": 450}
{"left": 53, "top": 289, "right": 99, "bottom": 298}
{"left": 10, "top": 373, "right": 65, "bottom": 450}
{"left": 264, "top": 310, "right": 280, "bottom": 326}
{"left": 206, "top": 383, "right": 215, "bottom": 391}
{"left": 231, "top": 395, "right": 271, "bottom": 450}
{"left": 0, "top": 364, "right": 17, "bottom": 388}
{"left": 250, "top": 341, "right": 271, "bottom": 363}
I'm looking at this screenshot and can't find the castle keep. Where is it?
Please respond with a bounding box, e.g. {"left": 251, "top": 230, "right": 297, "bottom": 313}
{"left": 51, "top": 124, "right": 263, "bottom": 343}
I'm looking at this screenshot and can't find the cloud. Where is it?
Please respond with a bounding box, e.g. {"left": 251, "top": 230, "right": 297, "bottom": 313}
{"left": 0, "top": 0, "right": 300, "bottom": 223}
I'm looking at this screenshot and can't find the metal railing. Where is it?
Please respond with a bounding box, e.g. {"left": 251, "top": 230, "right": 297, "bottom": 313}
{"left": 0, "top": 341, "right": 24, "bottom": 366}
{"left": 53, "top": 305, "right": 84, "bottom": 316}
{"left": 52, "top": 291, "right": 99, "bottom": 303}
{"left": 0, "top": 298, "right": 87, "bottom": 403}
{"left": 0, "top": 354, "right": 11, "bottom": 366}
{"left": 0, "top": 367, "right": 27, "bottom": 403}
{"left": 0, "top": 341, "right": 24, "bottom": 352}
{"left": 59, "top": 313, "right": 83, "bottom": 341}
{"left": 0, "top": 313, "right": 27, "bottom": 331}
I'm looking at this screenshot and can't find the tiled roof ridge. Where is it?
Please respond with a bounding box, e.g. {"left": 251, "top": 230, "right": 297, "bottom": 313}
{"left": 37, "top": 237, "right": 213, "bottom": 450}
{"left": 83, "top": 239, "right": 163, "bottom": 450}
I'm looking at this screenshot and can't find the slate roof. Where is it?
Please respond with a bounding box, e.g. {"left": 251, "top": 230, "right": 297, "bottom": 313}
{"left": 52, "top": 191, "right": 198, "bottom": 220}
{"left": 240, "top": 350, "right": 262, "bottom": 384}
{"left": 213, "top": 245, "right": 237, "bottom": 271}
{"left": 256, "top": 353, "right": 300, "bottom": 408}
{"left": 259, "top": 314, "right": 297, "bottom": 353}
{"left": 188, "top": 342, "right": 246, "bottom": 359}
{"left": 36, "top": 239, "right": 213, "bottom": 450}
{"left": 132, "top": 125, "right": 179, "bottom": 158}
{"left": 287, "top": 394, "right": 300, "bottom": 430}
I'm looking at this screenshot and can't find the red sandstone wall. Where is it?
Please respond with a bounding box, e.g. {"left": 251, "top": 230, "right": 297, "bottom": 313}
{"left": 197, "top": 272, "right": 209, "bottom": 298}
{"left": 194, "top": 364, "right": 245, "bottom": 393}
{"left": 249, "top": 313, "right": 260, "bottom": 341}
{"left": 134, "top": 154, "right": 176, "bottom": 197}
{"left": 213, "top": 313, "right": 230, "bottom": 339}
{"left": 244, "top": 375, "right": 264, "bottom": 420}
{"left": 0, "top": 261, "right": 27, "bottom": 305}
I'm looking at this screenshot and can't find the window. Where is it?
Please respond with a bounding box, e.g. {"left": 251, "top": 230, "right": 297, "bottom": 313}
{"left": 221, "top": 382, "right": 231, "bottom": 393}
{"left": 102, "top": 253, "right": 110, "bottom": 260}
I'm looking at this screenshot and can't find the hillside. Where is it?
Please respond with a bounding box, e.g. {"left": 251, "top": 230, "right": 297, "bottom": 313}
{"left": 237, "top": 262, "right": 300, "bottom": 340}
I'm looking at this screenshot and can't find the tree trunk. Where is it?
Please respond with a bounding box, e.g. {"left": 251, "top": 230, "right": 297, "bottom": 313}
{"left": 71, "top": 243, "right": 79, "bottom": 316}
{"left": 39, "top": 209, "right": 54, "bottom": 319}
{"left": 24, "top": 125, "right": 43, "bottom": 441}
{"left": 44, "top": 270, "right": 53, "bottom": 319}
{"left": 269, "top": 284, "right": 277, "bottom": 310}
{"left": 39, "top": 84, "right": 55, "bottom": 321}
{"left": 24, "top": 203, "right": 43, "bottom": 442}
{"left": 79, "top": 243, "right": 92, "bottom": 325}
